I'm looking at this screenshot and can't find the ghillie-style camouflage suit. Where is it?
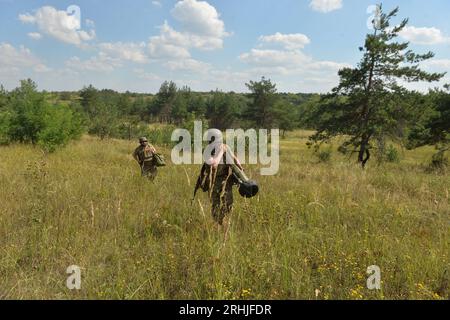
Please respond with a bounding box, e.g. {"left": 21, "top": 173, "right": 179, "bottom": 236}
{"left": 194, "top": 143, "right": 242, "bottom": 225}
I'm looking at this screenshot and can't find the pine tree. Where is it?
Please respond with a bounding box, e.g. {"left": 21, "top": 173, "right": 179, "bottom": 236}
{"left": 308, "top": 5, "right": 444, "bottom": 168}
{"left": 245, "top": 77, "right": 278, "bottom": 129}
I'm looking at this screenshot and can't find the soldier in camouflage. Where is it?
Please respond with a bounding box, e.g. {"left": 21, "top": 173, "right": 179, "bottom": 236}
{"left": 194, "top": 131, "right": 244, "bottom": 226}
{"left": 132, "top": 137, "right": 158, "bottom": 181}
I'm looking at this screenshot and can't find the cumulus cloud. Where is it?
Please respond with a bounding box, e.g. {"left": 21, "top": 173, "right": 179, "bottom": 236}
{"left": 240, "top": 49, "right": 310, "bottom": 67}
{"left": 259, "top": 32, "right": 310, "bottom": 50}
{"left": 164, "top": 58, "right": 211, "bottom": 73}
{"left": 148, "top": 0, "right": 229, "bottom": 56}
{"left": 65, "top": 53, "right": 122, "bottom": 72}
{"left": 0, "top": 42, "right": 50, "bottom": 74}
{"left": 152, "top": 1, "right": 162, "bottom": 7}
{"left": 148, "top": 21, "right": 192, "bottom": 59}
{"left": 27, "top": 32, "right": 42, "bottom": 40}
{"left": 133, "top": 68, "right": 161, "bottom": 81}
{"left": 171, "top": 0, "right": 228, "bottom": 38}
{"left": 19, "top": 6, "right": 95, "bottom": 46}
{"left": 400, "top": 26, "right": 450, "bottom": 45}
{"left": 98, "top": 42, "right": 149, "bottom": 63}
{"left": 239, "top": 31, "right": 351, "bottom": 92}
{"left": 146, "top": 0, "right": 228, "bottom": 74}
{"left": 309, "top": 0, "right": 343, "bottom": 13}
{"left": 420, "top": 59, "right": 450, "bottom": 73}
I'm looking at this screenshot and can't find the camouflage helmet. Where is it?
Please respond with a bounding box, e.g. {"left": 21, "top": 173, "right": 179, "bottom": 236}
{"left": 139, "top": 137, "right": 148, "bottom": 143}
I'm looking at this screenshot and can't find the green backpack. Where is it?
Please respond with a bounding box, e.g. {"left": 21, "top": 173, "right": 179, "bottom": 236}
{"left": 153, "top": 153, "right": 166, "bottom": 167}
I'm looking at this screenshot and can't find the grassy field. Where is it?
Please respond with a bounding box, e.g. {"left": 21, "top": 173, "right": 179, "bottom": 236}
{"left": 0, "top": 131, "right": 448, "bottom": 300}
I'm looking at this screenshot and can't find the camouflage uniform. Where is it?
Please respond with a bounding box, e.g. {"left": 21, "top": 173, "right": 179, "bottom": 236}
{"left": 194, "top": 144, "right": 238, "bottom": 225}
{"left": 211, "top": 162, "right": 236, "bottom": 225}
{"left": 133, "top": 144, "right": 157, "bottom": 181}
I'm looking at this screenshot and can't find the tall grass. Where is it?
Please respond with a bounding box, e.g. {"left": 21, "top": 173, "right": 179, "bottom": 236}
{"left": 0, "top": 132, "right": 448, "bottom": 299}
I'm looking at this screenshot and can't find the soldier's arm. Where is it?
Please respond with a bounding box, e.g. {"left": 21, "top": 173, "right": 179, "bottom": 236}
{"left": 132, "top": 148, "right": 140, "bottom": 163}
{"left": 193, "top": 163, "right": 207, "bottom": 200}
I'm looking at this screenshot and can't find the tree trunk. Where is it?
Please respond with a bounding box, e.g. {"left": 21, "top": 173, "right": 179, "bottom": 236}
{"left": 358, "top": 139, "right": 371, "bottom": 169}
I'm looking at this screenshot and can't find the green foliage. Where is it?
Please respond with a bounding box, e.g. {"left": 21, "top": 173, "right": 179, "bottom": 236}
{"left": 150, "top": 81, "right": 178, "bottom": 122}
{"left": 206, "top": 91, "right": 241, "bottom": 130}
{"left": 36, "top": 104, "right": 84, "bottom": 152}
{"left": 171, "top": 86, "right": 191, "bottom": 125}
{"left": 315, "top": 147, "right": 332, "bottom": 163}
{"left": 308, "top": 5, "right": 444, "bottom": 168}
{"left": 430, "top": 150, "right": 448, "bottom": 170}
{"left": 0, "top": 109, "right": 12, "bottom": 145}
{"left": 2, "top": 79, "right": 83, "bottom": 152}
{"left": 245, "top": 77, "right": 279, "bottom": 128}
{"left": 274, "top": 100, "right": 298, "bottom": 137}
{"left": 385, "top": 144, "right": 400, "bottom": 163}
{"left": 408, "top": 88, "right": 449, "bottom": 161}
{"left": 144, "top": 125, "right": 177, "bottom": 147}
{"left": 80, "top": 85, "right": 120, "bottom": 139}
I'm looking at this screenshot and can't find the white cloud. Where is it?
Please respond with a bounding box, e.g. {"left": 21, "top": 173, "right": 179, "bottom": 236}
{"left": 147, "top": 0, "right": 229, "bottom": 58}
{"left": 0, "top": 42, "right": 49, "bottom": 73}
{"left": 148, "top": 21, "right": 192, "bottom": 58}
{"left": 152, "top": 1, "right": 162, "bottom": 7}
{"left": 19, "top": 6, "right": 96, "bottom": 46}
{"left": 309, "top": 0, "right": 343, "bottom": 13}
{"left": 259, "top": 32, "right": 310, "bottom": 50}
{"left": 27, "top": 32, "right": 42, "bottom": 40}
{"left": 85, "top": 19, "right": 95, "bottom": 28}
{"left": 422, "top": 59, "right": 450, "bottom": 70}
{"left": 171, "top": 0, "right": 228, "bottom": 38}
{"left": 400, "top": 26, "right": 450, "bottom": 45}
{"left": 133, "top": 68, "right": 161, "bottom": 81}
{"left": 239, "top": 32, "right": 351, "bottom": 92}
{"left": 164, "top": 58, "right": 211, "bottom": 73}
{"left": 98, "top": 42, "right": 149, "bottom": 63}
{"left": 240, "top": 49, "right": 310, "bottom": 67}
{"left": 145, "top": 1, "right": 229, "bottom": 75}
{"left": 65, "top": 53, "right": 122, "bottom": 72}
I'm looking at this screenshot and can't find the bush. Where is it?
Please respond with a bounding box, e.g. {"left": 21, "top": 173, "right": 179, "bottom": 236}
{"left": 315, "top": 148, "right": 332, "bottom": 163}
{"left": 385, "top": 144, "right": 400, "bottom": 163}
{"left": 3, "top": 79, "right": 84, "bottom": 152}
{"left": 144, "top": 125, "right": 177, "bottom": 147}
{"left": 37, "top": 104, "right": 84, "bottom": 152}
{"left": 430, "top": 151, "right": 448, "bottom": 169}
{"left": 0, "top": 110, "right": 12, "bottom": 145}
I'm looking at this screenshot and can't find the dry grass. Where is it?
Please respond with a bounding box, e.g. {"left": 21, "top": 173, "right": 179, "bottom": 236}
{"left": 0, "top": 132, "right": 448, "bottom": 299}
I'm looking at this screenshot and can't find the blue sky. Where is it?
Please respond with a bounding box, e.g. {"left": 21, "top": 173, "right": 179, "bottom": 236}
{"left": 1, "top": 0, "right": 449, "bottom": 93}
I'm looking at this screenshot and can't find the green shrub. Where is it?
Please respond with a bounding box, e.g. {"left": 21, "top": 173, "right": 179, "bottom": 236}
{"left": 3, "top": 79, "right": 84, "bottom": 152}
{"left": 37, "top": 104, "right": 84, "bottom": 152}
{"left": 144, "top": 125, "right": 177, "bottom": 147}
{"left": 316, "top": 148, "right": 332, "bottom": 163}
{"left": 430, "top": 151, "right": 448, "bottom": 169}
{"left": 0, "top": 110, "right": 12, "bottom": 145}
{"left": 385, "top": 144, "right": 400, "bottom": 163}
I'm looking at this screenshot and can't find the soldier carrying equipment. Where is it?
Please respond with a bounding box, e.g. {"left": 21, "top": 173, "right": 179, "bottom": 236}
{"left": 193, "top": 131, "right": 258, "bottom": 225}
{"left": 132, "top": 137, "right": 163, "bottom": 181}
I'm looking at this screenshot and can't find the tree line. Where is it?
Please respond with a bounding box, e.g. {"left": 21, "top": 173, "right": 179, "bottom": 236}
{"left": 0, "top": 76, "right": 311, "bottom": 152}
{"left": 0, "top": 5, "right": 448, "bottom": 168}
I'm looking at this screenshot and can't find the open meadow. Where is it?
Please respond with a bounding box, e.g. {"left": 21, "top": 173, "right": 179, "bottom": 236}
{"left": 0, "top": 131, "right": 448, "bottom": 299}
